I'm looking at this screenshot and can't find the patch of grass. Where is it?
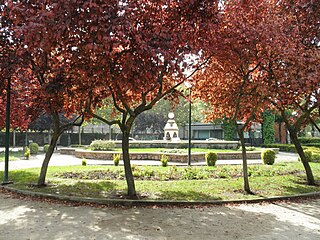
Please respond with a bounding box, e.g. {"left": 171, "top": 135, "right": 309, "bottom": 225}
{"left": 0, "top": 151, "right": 24, "bottom": 162}
{"left": 3, "top": 162, "right": 320, "bottom": 201}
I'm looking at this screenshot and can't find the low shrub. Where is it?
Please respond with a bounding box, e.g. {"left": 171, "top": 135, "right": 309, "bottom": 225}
{"left": 261, "top": 149, "right": 276, "bottom": 165}
{"left": 182, "top": 167, "right": 209, "bottom": 180}
{"left": 298, "top": 150, "right": 312, "bottom": 162}
{"left": 90, "top": 140, "right": 115, "bottom": 151}
{"left": 43, "top": 144, "right": 50, "bottom": 153}
{"left": 24, "top": 147, "right": 30, "bottom": 160}
{"left": 160, "top": 154, "right": 168, "bottom": 167}
{"left": 246, "top": 147, "right": 256, "bottom": 151}
{"left": 113, "top": 154, "right": 121, "bottom": 166}
{"left": 29, "top": 142, "right": 39, "bottom": 155}
{"left": 261, "top": 144, "right": 297, "bottom": 153}
{"left": 82, "top": 158, "right": 87, "bottom": 166}
{"left": 206, "top": 152, "right": 218, "bottom": 166}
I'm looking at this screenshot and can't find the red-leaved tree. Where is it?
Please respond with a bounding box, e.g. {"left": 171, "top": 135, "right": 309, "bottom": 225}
{"left": 260, "top": 0, "right": 319, "bottom": 185}
{"left": 70, "top": 0, "right": 218, "bottom": 197}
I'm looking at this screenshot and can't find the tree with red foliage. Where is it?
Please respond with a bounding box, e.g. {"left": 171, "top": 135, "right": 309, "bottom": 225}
{"left": 0, "top": 4, "right": 38, "bottom": 131}
{"left": 7, "top": 1, "right": 96, "bottom": 186}
{"left": 260, "top": 0, "right": 320, "bottom": 185}
{"left": 8, "top": 1, "right": 217, "bottom": 197}
{"left": 194, "top": 0, "right": 275, "bottom": 194}
{"left": 71, "top": 0, "right": 218, "bottom": 198}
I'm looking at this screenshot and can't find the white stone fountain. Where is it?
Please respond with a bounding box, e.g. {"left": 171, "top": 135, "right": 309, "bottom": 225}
{"left": 163, "top": 112, "right": 180, "bottom": 141}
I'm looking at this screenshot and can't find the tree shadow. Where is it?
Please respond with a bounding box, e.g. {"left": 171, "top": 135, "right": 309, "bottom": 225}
{"left": 39, "top": 180, "right": 120, "bottom": 198}
{"left": 0, "top": 194, "right": 319, "bottom": 240}
{"left": 155, "top": 189, "right": 222, "bottom": 201}
{"left": 0, "top": 170, "right": 39, "bottom": 184}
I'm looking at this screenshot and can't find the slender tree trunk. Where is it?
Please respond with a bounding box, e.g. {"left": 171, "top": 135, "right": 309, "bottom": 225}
{"left": 288, "top": 128, "right": 315, "bottom": 185}
{"left": 37, "top": 132, "right": 60, "bottom": 186}
{"left": 278, "top": 122, "right": 282, "bottom": 143}
{"left": 122, "top": 128, "right": 137, "bottom": 198}
{"left": 237, "top": 126, "right": 252, "bottom": 194}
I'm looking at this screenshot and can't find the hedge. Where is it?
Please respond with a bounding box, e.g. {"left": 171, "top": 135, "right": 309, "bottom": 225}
{"left": 298, "top": 137, "right": 320, "bottom": 144}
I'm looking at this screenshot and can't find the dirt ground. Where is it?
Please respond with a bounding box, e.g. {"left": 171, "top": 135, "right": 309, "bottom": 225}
{"left": 0, "top": 191, "right": 319, "bottom": 240}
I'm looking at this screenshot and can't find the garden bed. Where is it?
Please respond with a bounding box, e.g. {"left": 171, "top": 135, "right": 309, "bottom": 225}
{"left": 4, "top": 162, "right": 320, "bottom": 201}
{"left": 60, "top": 148, "right": 279, "bottom": 162}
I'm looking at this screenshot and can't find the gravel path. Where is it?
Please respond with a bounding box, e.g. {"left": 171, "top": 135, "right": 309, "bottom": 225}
{"left": 0, "top": 191, "right": 319, "bottom": 240}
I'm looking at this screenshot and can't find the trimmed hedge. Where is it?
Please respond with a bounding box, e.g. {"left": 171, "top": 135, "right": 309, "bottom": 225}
{"left": 29, "top": 142, "right": 39, "bottom": 155}
{"left": 262, "top": 144, "right": 320, "bottom": 162}
{"left": 298, "top": 137, "right": 320, "bottom": 144}
{"left": 261, "top": 144, "right": 297, "bottom": 152}
{"left": 90, "top": 140, "right": 115, "bottom": 151}
{"left": 206, "top": 152, "right": 218, "bottom": 166}
{"left": 261, "top": 149, "right": 276, "bottom": 165}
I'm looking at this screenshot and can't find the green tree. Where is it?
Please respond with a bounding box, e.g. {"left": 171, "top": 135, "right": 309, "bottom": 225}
{"left": 262, "top": 110, "right": 275, "bottom": 144}
{"left": 223, "top": 119, "right": 236, "bottom": 141}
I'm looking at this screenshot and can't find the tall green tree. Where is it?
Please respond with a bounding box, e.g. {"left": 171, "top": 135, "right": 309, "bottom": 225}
{"left": 262, "top": 111, "right": 275, "bottom": 144}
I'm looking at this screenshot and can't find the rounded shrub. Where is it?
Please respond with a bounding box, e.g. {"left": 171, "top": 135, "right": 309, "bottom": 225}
{"left": 261, "top": 149, "right": 276, "bottom": 165}
{"left": 82, "top": 158, "right": 87, "bottom": 166}
{"left": 24, "top": 147, "right": 30, "bottom": 160}
{"left": 29, "top": 142, "right": 39, "bottom": 155}
{"left": 160, "top": 154, "right": 168, "bottom": 167}
{"left": 206, "top": 152, "right": 218, "bottom": 166}
{"left": 113, "top": 154, "right": 120, "bottom": 166}
{"left": 43, "top": 144, "right": 50, "bottom": 153}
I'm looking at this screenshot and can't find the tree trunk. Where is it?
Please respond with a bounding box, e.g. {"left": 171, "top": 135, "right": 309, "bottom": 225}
{"left": 288, "top": 128, "right": 315, "bottom": 185}
{"left": 278, "top": 122, "right": 282, "bottom": 143}
{"left": 37, "top": 132, "right": 60, "bottom": 186}
{"left": 237, "top": 126, "right": 252, "bottom": 194}
{"left": 122, "top": 128, "right": 137, "bottom": 198}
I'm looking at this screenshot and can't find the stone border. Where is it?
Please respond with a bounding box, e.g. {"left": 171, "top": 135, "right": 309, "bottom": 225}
{"left": 60, "top": 148, "right": 279, "bottom": 163}
{"left": 2, "top": 185, "right": 320, "bottom": 207}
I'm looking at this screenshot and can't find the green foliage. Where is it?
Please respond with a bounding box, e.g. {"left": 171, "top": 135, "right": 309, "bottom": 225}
{"left": 113, "top": 154, "right": 120, "bottom": 166}
{"left": 262, "top": 111, "right": 275, "bottom": 144}
{"left": 246, "top": 147, "right": 256, "bottom": 151}
{"left": 82, "top": 158, "right": 87, "bottom": 166}
{"left": 223, "top": 120, "right": 236, "bottom": 141}
{"left": 182, "top": 167, "right": 210, "bottom": 180}
{"left": 0, "top": 151, "right": 23, "bottom": 162}
{"left": 261, "top": 149, "right": 276, "bottom": 165}
{"left": 261, "top": 144, "right": 297, "bottom": 152}
{"left": 303, "top": 147, "right": 320, "bottom": 162}
{"left": 24, "top": 147, "right": 30, "bottom": 160}
{"left": 28, "top": 142, "right": 39, "bottom": 155}
{"left": 43, "top": 144, "right": 50, "bottom": 153}
{"left": 160, "top": 154, "right": 168, "bottom": 167}
{"left": 6, "top": 163, "right": 320, "bottom": 201}
{"left": 90, "top": 140, "right": 115, "bottom": 151}
{"left": 161, "top": 149, "right": 186, "bottom": 154}
{"left": 206, "top": 152, "right": 218, "bottom": 166}
{"left": 298, "top": 137, "right": 320, "bottom": 144}
{"left": 302, "top": 143, "right": 320, "bottom": 148}
{"left": 298, "top": 150, "right": 312, "bottom": 162}
{"left": 298, "top": 138, "right": 320, "bottom": 148}
{"left": 167, "top": 165, "right": 178, "bottom": 179}
{"left": 311, "top": 153, "right": 320, "bottom": 162}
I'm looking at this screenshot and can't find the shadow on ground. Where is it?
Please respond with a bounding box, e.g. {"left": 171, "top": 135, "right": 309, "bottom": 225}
{"left": 0, "top": 191, "right": 319, "bottom": 240}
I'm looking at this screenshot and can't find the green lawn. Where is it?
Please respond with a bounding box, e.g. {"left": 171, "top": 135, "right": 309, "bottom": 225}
{"left": 0, "top": 151, "right": 24, "bottom": 162}
{"left": 3, "top": 162, "right": 320, "bottom": 201}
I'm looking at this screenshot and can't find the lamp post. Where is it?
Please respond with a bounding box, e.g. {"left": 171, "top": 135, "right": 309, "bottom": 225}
{"left": 184, "top": 81, "right": 192, "bottom": 166}
{"left": 3, "top": 78, "right": 11, "bottom": 185}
